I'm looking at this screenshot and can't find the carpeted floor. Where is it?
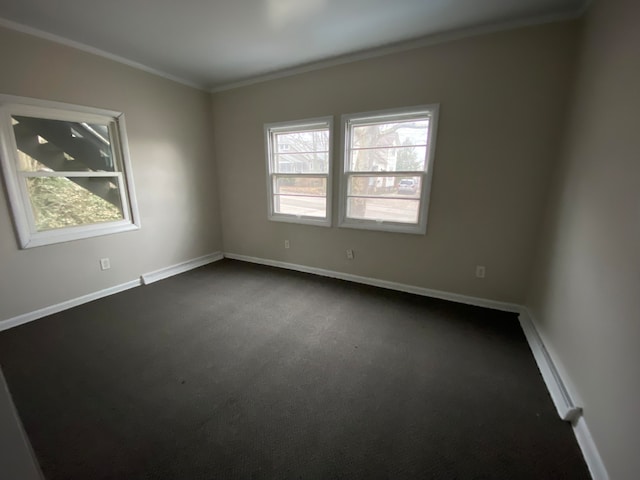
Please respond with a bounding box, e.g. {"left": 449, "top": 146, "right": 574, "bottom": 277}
{"left": 0, "top": 259, "right": 590, "bottom": 479}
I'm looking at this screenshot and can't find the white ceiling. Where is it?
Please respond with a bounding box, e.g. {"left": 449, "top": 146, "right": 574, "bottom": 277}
{"left": 0, "top": 0, "right": 586, "bottom": 91}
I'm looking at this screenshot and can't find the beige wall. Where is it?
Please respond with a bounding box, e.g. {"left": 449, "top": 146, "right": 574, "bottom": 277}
{"left": 0, "top": 26, "right": 222, "bottom": 321}
{"left": 212, "top": 21, "right": 579, "bottom": 304}
{"left": 7, "top": 10, "right": 634, "bottom": 477}
{"left": 526, "top": 0, "right": 640, "bottom": 478}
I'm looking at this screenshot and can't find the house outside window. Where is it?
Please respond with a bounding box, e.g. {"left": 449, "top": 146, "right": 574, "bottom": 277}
{"left": 339, "top": 105, "right": 439, "bottom": 234}
{"left": 264, "top": 117, "right": 333, "bottom": 226}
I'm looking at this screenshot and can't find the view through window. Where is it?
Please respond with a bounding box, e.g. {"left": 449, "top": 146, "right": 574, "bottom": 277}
{"left": 0, "top": 95, "right": 140, "bottom": 248}
{"left": 340, "top": 106, "right": 439, "bottom": 234}
{"left": 265, "top": 117, "right": 332, "bottom": 226}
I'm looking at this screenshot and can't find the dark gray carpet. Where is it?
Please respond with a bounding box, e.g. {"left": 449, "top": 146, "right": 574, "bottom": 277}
{"left": 0, "top": 259, "right": 590, "bottom": 479}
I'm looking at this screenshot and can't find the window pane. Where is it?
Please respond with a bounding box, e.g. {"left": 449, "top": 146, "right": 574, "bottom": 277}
{"left": 351, "top": 119, "right": 429, "bottom": 149}
{"left": 12, "top": 115, "right": 115, "bottom": 173}
{"left": 346, "top": 197, "right": 420, "bottom": 224}
{"left": 274, "top": 152, "right": 329, "bottom": 173}
{"left": 348, "top": 175, "right": 421, "bottom": 199}
{"left": 348, "top": 146, "right": 426, "bottom": 172}
{"left": 274, "top": 195, "right": 326, "bottom": 217}
{"left": 275, "top": 130, "right": 329, "bottom": 154}
{"left": 275, "top": 176, "right": 326, "bottom": 196}
{"left": 25, "top": 176, "right": 124, "bottom": 231}
{"left": 265, "top": 118, "right": 332, "bottom": 225}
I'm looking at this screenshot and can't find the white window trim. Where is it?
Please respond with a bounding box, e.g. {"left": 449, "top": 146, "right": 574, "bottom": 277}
{"left": 264, "top": 116, "right": 333, "bottom": 227}
{"left": 338, "top": 104, "right": 439, "bottom": 235}
{"left": 0, "top": 94, "right": 141, "bottom": 248}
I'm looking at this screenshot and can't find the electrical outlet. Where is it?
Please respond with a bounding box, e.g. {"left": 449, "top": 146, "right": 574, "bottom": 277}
{"left": 284, "top": 240, "right": 290, "bottom": 249}
{"left": 475, "top": 265, "right": 486, "bottom": 278}
{"left": 346, "top": 249, "right": 354, "bottom": 260}
{"left": 100, "top": 258, "right": 111, "bottom": 271}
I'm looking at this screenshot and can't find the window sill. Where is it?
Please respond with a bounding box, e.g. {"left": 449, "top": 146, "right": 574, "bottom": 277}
{"left": 268, "top": 214, "right": 331, "bottom": 228}
{"left": 20, "top": 221, "right": 140, "bottom": 249}
{"left": 338, "top": 219, "right": 426, "bottom": 235}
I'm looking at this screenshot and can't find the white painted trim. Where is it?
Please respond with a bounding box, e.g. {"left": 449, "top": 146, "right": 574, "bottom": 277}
{"left": 0, "top": 18, "right": 206, "bottom": 91}
{"left": 518, "top": 309, "right": 582, "bottom": 422}
{"left": 223, "top": 253, "right": 521, "bottom": 312}
{"left": 0, "top": 4, "right": 587, "bottom": 94}
{"left": 0, "top": 279, "right": 141, "bottom": 333}
{"left": 211, "top": 8, "right": 585, "bottom": 93}
{"left": 0, "top": 247, "right": 605, "bottom": 477}
{"left": 223, "top": 253, "right": 606, "bottom": 477}
{"left": 140, "top": 252, "right": 224, "bottom": 285}
{"left": 0, "top": 252, "right": 223, "bottom": 331}
{"left": 264, "top": 116, "right": 334, "bottom": 227}
{"left": 520, "top": 308, "right": 609, "bottom": 479}
{"left": 338, "top": 105, "right": 439, "bottom": 235}
{"left": 0, "top": 95, "right": 141, "bottom": 249}
{"left": 0, "top": 368, "right": 45, "bottom": 480}
{"left": 573, "top": 416, "right": 610, "bottom": 480}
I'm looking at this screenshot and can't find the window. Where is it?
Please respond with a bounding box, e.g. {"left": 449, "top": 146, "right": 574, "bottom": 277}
{"left": 264, "top": 117, "right": 332, "bottom": 226}
{"left": 0, "top": 95, "right": 140, "bottom": 248}
{"left": 339, "top": 105, "right": 439, "bottom": 234}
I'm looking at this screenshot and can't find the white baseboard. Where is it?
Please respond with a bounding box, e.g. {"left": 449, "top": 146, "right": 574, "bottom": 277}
{"left": 226, "top": 253, "right": 609, "bottom": 478}
{"left": 0, "top": 251, "right": 224, "bottom": 332}
{"left": 140, "top": 252, "right": 224, "bottom": 285}
{"left": 520, "top": 308, "right": 609, "bottom": 480}
{"left": 519, "top": 308, "right": 582, "bottom": 422}
{"left": 223, "top": 252, "right": 521, "bottom": 313}
{"left": 0, "top": 279, "right": 141, "bottom": 333}
{"left": 574, "top": 416, "right": 610, "bottom": 480}
{"left": 0, "top": 249, "right": 607, "bottom": 479}
{"left": 225, "top": 253, "right": 609, "bottom": 478}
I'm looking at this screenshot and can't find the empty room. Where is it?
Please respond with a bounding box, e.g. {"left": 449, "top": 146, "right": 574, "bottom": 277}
{"left": 0, "top": 0, "right": 637, "bottom": 478}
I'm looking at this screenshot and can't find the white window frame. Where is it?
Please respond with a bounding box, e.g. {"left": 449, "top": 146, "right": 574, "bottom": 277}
{"left": 338, "top": 105, "right": 439, "bottom": 235}
{"left": 264, "top": 116, "right": 333, "bottom": 227}
{"left": 0, "top": 95, "right": 140, "bottom": 249}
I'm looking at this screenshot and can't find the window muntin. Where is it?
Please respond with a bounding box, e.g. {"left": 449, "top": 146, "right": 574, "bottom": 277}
{"left": 265, "top": 117, "right": 332, "bottom": 226}
{"left": 0, "top": 95, "right": 140, "bottom": 248}
{"left": 339, "top": 106, "right": 439, "bottom": 234}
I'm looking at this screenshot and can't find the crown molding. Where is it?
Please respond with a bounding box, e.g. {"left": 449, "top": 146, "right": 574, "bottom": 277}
{"left": 0, "top": 1, "right": 590, "bottom": 96}
{"left": 210, "top": 6, "right": 585, "bottom": 93}
{"left": 0, "top": 17, "right": 208, "bottom": 91}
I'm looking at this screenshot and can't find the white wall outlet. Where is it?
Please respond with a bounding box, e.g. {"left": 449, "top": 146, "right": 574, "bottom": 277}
{"left": 100, "top": 258, "right": 111, "bottom": 270}
{"left": 475, "top": 265, "right": 486, "bottom": 278}
{"left": 346, "top": 249, "right": 354, "bottom": 260}
{"left": 284, "top": 240, "right": 290, "bottom": 249}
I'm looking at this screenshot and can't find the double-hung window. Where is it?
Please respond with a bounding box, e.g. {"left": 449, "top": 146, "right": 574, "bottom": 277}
{"left": 0, "top": 95, "right": 140, "bottom": 248}
{"left": 339, "top": 105, "right": 439, "bottom": 234}
{"left": 264, "top": 117, "right": 332, "bottom": 226}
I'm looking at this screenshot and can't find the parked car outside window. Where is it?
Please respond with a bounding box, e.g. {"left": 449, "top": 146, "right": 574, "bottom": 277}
{"left": 398, "top": 178, "right": 417, "bottom": 194}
